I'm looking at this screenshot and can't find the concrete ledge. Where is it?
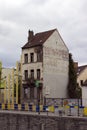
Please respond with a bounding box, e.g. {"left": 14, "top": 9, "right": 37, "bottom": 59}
{"left": 0, "top": 110, "right": 87, "bottom": 130}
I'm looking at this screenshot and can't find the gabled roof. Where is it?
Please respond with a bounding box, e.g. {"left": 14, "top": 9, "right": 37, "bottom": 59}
{"left": 22, "top": 29, "right": 56, "bottom": 49}
{"left": 77, "top": 65, "right": 87, "bottom": 76}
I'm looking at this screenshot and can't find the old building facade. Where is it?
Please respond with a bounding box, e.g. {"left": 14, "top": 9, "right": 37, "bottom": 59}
{"left": 21, "top": 29, "right": 69, "bottom": 104}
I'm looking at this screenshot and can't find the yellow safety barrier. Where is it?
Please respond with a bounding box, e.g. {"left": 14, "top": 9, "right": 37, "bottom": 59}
{"left": 40, "top": 105, "right": 43, "bottom": 111}
{"left": 2, "top": 104, "right": 5, "bottom": 110}
{"left": 18, "top": 104, "right": 21, "bottom": 110}
{"left": 25, "top": 104, "right": 28, "bottom": 111}
{"left": 74, "top": 106, "right": 78, "bottom": 109}
{"left": 49, "top": 106, "right": 55, "bottom": 112}
{"left": 83, "top": 107, "right": 87, "bottom": 116}
{"left": 32, "top": 105, "right": 36, "bottom": 112}
{"left": 7, "top": 104, "right": 10, "bottom": 110}
{"left": 64, "top": 105, "right": 70, "bottom": 109}
{"left": 10, "top": 104, "right": 14, "bottom": 110}
{"left": 0, "top": 103, "right": 85, "bottom": 117}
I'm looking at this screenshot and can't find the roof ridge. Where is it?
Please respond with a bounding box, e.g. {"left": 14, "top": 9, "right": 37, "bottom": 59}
{"left": 35, "top": 28, "right": 57, "bottom": 35}
{"left": 78, "top": 65, "right": 87, "bottom": 68}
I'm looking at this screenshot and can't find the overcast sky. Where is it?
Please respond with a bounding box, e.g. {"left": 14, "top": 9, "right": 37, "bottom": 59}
{"left": 0, "top": 0, "right": 87, "bottom": 67}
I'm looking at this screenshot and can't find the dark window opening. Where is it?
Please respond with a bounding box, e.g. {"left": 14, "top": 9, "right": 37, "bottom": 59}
{"left": 30, "top": 53, "right": 34, "bottom": 62}
{"left": 80, "top": 80, "right": 83, "bottom": 86}
{"left": 30, "top": 87, "right": 34, "bottom": 99}
{"left": 24, "top": 54, "right": 28, "bottom": 63}
{"left": 37, "top": 69, "right": 40, "bottom": 80}
{"left": 24, "top": 70, "right": 28, "bottom": 80}
{"left": 24, "top": 88, "right": 28, "bottom": 98}
{"left": 37, "top": 52, "right": 42, "bottom": 62}
{"left": 30, "top": 69, "right": 34, "bottom": 79}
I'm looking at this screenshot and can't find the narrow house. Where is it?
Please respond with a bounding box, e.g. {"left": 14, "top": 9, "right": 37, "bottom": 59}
{"left": 21, "top": 29, "right": 69, "bottom": 104}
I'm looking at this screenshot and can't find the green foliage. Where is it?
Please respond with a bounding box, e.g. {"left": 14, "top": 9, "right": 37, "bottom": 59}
{"left": 68, "top": 53, "right": 82, "bottom": 98}
{"left": 75, "top": 84, "right": 82, "bottom": 98}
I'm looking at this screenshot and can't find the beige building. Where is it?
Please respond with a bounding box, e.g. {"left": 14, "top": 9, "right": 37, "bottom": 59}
{"left": 0, "top": 68, "right": 15, "bottom": 103}
{"left": 21, "top": 29, "right": 69, "bottom": 104}
{"left": 1, "top": 62, "right": 21, "bottom": 103}
{"left": 77, "top": 65, "right": 87, "bottom": 87}
{"left": 77, "top": 65, "right": 87, "bottom": 106}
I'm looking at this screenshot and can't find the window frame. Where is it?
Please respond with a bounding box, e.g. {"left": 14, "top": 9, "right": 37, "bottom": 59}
{"left": 24, "top": 70, "right": 28, "bottom": 80}
{"left": 30, "top": 53, "right": 34, "bottom": 63}
{"left": 30, "top": 69, "right": 34, "bottom": 79}
{"left": 37, "top": 69, "right": 40, "bottom": 80}
{"left": 24, "top": 53, "right": 28, "bottom": 63}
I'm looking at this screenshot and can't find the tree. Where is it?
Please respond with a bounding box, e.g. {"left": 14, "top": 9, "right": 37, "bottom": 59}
{"left": 75, "top": 83, "right": 82, "bottom": 99}
{"left": 68, "top": 53, "right": 78, "bottom": 98}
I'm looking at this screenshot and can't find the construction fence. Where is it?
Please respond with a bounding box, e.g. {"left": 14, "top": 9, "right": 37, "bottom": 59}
{"left": 0, "top": 103, "right": 87, "bottom": 116}
{"left": 0, "top": 98, "right": 87, "bottom": 116}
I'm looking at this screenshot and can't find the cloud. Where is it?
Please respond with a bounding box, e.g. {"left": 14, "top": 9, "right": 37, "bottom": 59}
{"left": 0, "top": 0, "right": 87, "bottom": 67}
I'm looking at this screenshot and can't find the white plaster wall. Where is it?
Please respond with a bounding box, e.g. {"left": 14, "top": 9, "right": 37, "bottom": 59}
{"left": 77, "top": 67, "right": 87, "bottom": 87}
{"left": 82, "top": 87, "right": 87, "bottom": 106}
{"left": 43, "top": 30, "right": 69, "bottom": 98}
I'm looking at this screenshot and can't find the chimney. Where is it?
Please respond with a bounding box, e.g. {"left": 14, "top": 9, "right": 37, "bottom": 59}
{"left": 28, "top": 30, "right": 34, "bottom": 42}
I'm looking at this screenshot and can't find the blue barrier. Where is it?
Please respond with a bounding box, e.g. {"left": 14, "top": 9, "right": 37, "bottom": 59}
{"left": 79, "top": 106, "right": 84, "bottom": 108}
{"left": 0, "top": 104, "right": 1, "bottom": 109}
{"left": 36, "top": 105, "right": 39, "bottom": 112}
{"left": 70, "top": 106, "right": 74, "bottom": 108}
{"left": 14, "top": 104, "right": 18, "bottom": 110}
{"left": 43, "top": 106, "right": 47, "bottom": 111}
{"left": 54, "top": 106, "right": 58, "bottom": 109}
{"left": 21, "top": 104, "right": 25, "bottom": 110}
{"left": 29, "top": 104, "right": 32, "bottom": 111}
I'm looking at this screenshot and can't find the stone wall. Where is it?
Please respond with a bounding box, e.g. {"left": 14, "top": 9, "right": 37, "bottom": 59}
{"left": 0, "top": 111, "right": 87, "bottom": 130}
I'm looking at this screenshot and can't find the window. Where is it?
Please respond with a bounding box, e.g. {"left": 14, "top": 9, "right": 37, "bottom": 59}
{"left": 37, "top": 69, "right": 40, "bottom": 80}
{"left": 37, "top": 52, "right": 42, "bottom": 62}
{"left": 30, "top": 53, "right": 34, "bottom": 62}
{"left": 80, "top": 80, "right": 83, "bottom": 86}
{"left": 30, "top": 87, "right": 34, "bottom": 99}
{"left": 24, "top": 54, "right": 28, "bottom": 63}
{"left": 37, "top": 51, "right": 42, "bottom": 62}
{"left": 24, "top": 70, "right": 28, "bottom": 80}
{"left": 24, "top": 88, "right": 28, "bottom": 98}
{"left": 30, "top": 69, "right": 34, "bottom": 79}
